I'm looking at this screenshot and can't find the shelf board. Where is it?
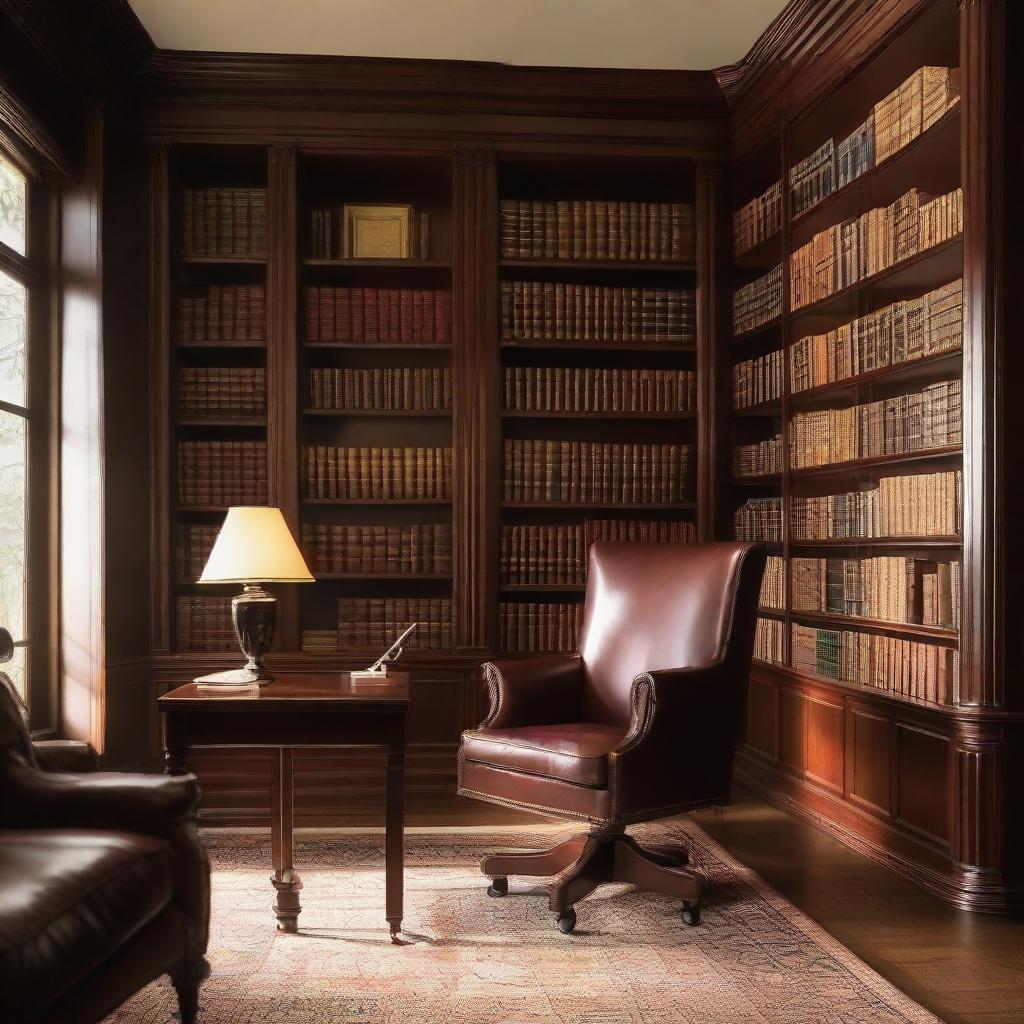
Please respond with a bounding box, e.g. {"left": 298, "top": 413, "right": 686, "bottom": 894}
{"left": 503, "top": 409, "right": 696, "bottom": 420}
{"left": 176, "top": 339, "right": 266, "bottom": 349}
{"left": 789, "top": 348, "right": 962, "bottom": 405}
{"left": 303, "top": 408, "right": 451, "bottom": 417}
{"left": 177, "top": 505, "right": 233, "bottom": 514}
{"left": 790, "top": 536, "right": 962, "bottom": 549}
{"left": 304, "top": 342, "right": 452, "bottom": 350}
{"left": 314, "top": 573, "right": 452, "bottom": 581}
{"left": 733, "top": 315, "right": 782, "bottom": 343}
{"left": 733, "top": 233, "right": 782, "bottom": 271}
{"left": 734, "top": 473, "right": 782, "bottom": 486}
{"left": 176, "top": 416, "right": 267, "bottom": 427}
{"left": 789, "top": 445, "right": 961, "bottom": 478}
{"left": 733, "top": 400, "right": 782, "bottom": 418}
{"left": 789, "top": 236, "right": 963, "bottom": 319}
{"left": 757, "top": 607, "right": 785, "bottom": 619}
{"left": 302, "top": 498, "right": 451, "bottom": 506}
{"left": 500, "top": 338, "right": 695, "bottom": 353}
{"left": 791, "top": 610, "right": 958, "bottom": 645}
{"left": 180, "top": 255, "right": 266, "bottom": 265}
{"left": 501, "top": 583, "right": 586, "bottom": 593}
{"left": 499, "top": 258, "right": 696, "bottom": 272}
{"left": 791, "top": 105, "right": 961, "bottom": 238}
{"left": 503, "top": 501, "right": 695, "bottom": 511}
{"left": 304, "top": 258, "right": 451, "bottom": 268}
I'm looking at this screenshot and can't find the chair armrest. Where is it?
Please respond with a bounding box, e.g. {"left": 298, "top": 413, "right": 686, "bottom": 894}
{"left": 32, "top": 739, "right": 99, "bottom": 773}
{"left": 479, "top": 654, "right": 585, "bottom": 729}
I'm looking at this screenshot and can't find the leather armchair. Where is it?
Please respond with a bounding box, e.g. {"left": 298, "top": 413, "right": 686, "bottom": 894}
{"left": 458, "top": 541, "right": 766, "bottom": 933}
{"left": 0, "top": 631, "right": 210, "bottom": 1024}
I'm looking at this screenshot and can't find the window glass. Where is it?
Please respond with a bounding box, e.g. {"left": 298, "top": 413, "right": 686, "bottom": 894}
{"left": 0, "top": 154, "right": 26, "bottom": 256}
{"left": 5, "top": 644, "right": 26, "bottom": 700}
{"left": 0, "top": 409, "right": 26, "bottom": 644}
{"left": 0, "top": 269, "right": 26, "bottom": 407}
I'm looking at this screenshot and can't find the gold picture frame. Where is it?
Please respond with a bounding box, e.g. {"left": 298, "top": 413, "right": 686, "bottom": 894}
{"left": 342, "top": 203, "right": 412, "bottom": 259}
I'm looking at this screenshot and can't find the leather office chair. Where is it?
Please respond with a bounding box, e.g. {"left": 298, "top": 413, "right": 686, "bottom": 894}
{"left": 0, "top": 629, "right": 210, "bottom": 1023}
{"left": 458, "top": 541, "right": 766, "bottom": 933}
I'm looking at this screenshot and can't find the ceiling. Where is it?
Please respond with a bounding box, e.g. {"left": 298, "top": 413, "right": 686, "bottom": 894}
{"left": 126, "top": 0, "right": 788, "bottom": 71}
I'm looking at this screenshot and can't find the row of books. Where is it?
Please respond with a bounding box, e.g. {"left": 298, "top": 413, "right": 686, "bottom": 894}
{"left": 183, "top": 188, "right": 267, "bottom": 258}
{"left": 503, "top": 440, "right": 693, "bottom": 505}
{"left": 735, "top": 497, "right": 783, "bottom": 542}
{"left": 734, "top": 434, "right": 783, "bottom": 478}
{"left": 754, "top": 616, "right": 785, "bottom": 664}
{"left": 789, "top": 279, "right": 962, "bottom": 392}
{"left": 178, "top": 367, "right": 265, "bottom": 419}
{"left": 308, "top": 368, "right": 451, "bottom": 411}
{"left": 733, "top": 181, "right": 782, "bottom": 257}
{"left": 302, "top": 446, "right": 452, "bottom": 500}
{"left": 504, "top": 367, "right": 697, "bottom": 414}
{"left": 176, "top": 597, "right": 236, "bottom": 652}
{"left": 733, "top": 264, "right": 783, "bottom": 336}
{"left": 500, "top": 281, "right": 696, "bottom": 345}
{"left": 304, "top": 287, "right": 451, "bottom": 344}
{"left": 760, "top": 555, "right": 785, "bottom": 610}
{"left": 789, "top": 66, "right": 960, "bottom": 217}
{"left": 308, "top": 207, "right": 431, "bottom": 260}
{"left": 792, "top": 555, "right": 961, "bottom": 629}
{"left": 499, "top": 602, "right": 583, "bottom": 654}
{"left": 792, "top": 624, "right": 957, "bottom": 704}
{"left": 301, "top": 524, "right": 452, "bottom": 575}
{"left": 178, "top": 285, "right": 266, "bottom": 343}
{"left": 335, "top": 598, "right": 451, "bottom": 651}
{"left": 732, "top": 350, "right": 783, "bottom": 410}
{"left": 500, "top": 519, "right": 696, "bottom": 586}
{"left": 177, "top": 441, "right": 267, "bottom": 507}
{"left": 789, "top": 379, "right": 961, "bottom": 468}
{"left": 499, "top": 199, "right": 696, "bottom": 262}
{"left": 176, "top": 526, "right": 218, "bottom": 583}
{"left": 791, "top": 470, "right": 962, "bottom": 540}
{"left": 789, "top": 187, "right": 963, "bottom": 311}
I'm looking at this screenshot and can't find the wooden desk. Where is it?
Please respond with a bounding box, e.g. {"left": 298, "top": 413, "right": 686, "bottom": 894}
{"left": 158, "top": 672, "right": 410, "bottom": 940}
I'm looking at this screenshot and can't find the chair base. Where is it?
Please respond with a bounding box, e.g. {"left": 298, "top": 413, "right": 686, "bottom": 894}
{"left": 481, "top": 828, "right": 704, "bottom": 932}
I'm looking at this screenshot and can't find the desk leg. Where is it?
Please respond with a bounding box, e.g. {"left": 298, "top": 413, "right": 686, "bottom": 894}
{"left": 163, "top": 711, "right": 191, "bottom": 776}
{"left": 385, "top": 714, "right": 406, "bottom": 942}
{"left": 270, "top": 747, "right": 302, "bottom": 933}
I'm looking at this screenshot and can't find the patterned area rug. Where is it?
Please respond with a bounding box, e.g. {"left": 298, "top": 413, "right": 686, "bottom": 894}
{"left": 107, "top": 819, "right": 942, "bottom": 1023}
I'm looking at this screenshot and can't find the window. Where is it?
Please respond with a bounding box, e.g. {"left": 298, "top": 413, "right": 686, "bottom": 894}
{"left": 0, "top": 151, "right": 31, "bottom": 698}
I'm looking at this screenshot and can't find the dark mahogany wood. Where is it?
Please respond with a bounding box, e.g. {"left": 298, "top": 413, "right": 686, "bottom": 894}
{"left": 159, "top": 672, "right": 410, "bottom": 939}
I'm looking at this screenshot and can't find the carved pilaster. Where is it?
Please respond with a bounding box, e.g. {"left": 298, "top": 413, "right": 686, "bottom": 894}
{"left": 952, "top": 722, "right": 1003, "bottom": 873}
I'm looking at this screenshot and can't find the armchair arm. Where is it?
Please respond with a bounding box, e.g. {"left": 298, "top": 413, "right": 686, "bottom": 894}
{"left": 479, "top": 654, "right": 585, "bottom": 730}
{"left": 32, "top": 739, "right": 99, "bottom": 773}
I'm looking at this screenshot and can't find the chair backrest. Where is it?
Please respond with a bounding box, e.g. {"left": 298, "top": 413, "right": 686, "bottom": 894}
{"left": 0, "top": 626, "right": 36, "bottom": 768}
{"left": 577, "top": 541, "right": 766, "bottom": 725}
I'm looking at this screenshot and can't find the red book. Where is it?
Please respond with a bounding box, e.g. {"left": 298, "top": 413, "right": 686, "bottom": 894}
{"left": 435, "top": 291, "right": 451, "bottom": 343}
{"left": 377, "top": 287, "right": 391, "bottom": 341}
{"left": 364, "top": 288, "right": 379, "bottom": 343}
{"left": 423, "top": 290, "right": 436, "bottom": 342}
{"left": 305, "top": 286, "right": 320, "bottom": 342}
{"left": 388, "top": 289, "right": 402, "bottom": 343}
{"left": 350, "top": 288, "right": 365, "bottom": 343}
{"left": 319, "top": 288, "right": 333, "bottom": 343}
{"left": 337, "top": 288, "right": 351, "bottom": 342}
{"left": 400, "top": 289, "right": 415, "bottom": 341}
{"left": 412, "top": 290, "right": 424, "bottom": 340}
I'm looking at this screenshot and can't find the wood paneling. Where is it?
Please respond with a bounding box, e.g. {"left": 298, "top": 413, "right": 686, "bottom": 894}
{"left": 846, "top": 706, "right": 892, "bottom": 815}
{"left": 744, "top": 676, "right": 778, "bottom": 758}
{"left": 805, "top": 696, "right": 844, "bottom": 792}
{"left": 779, "top": 687, "right": 805, "bottom": 772}
{"left": 895, "top": 723, "right": 950, "bottom": 845}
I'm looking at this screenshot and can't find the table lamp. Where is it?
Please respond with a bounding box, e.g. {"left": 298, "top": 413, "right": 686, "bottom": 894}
{"left": 197, "top": 506, "right": 314, "bottom": 684}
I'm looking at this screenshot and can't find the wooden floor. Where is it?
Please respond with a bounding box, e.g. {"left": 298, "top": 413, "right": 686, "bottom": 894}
{"left": 383, "top": 785, "right": 1024, "bottom": 1024}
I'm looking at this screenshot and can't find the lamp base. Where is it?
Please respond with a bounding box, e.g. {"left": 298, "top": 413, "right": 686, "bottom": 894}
{"left": 225, "top": 583, "right": 277, "bottom": 683}
{"left": 193, "top": 668, "right": 266, "bottom": 687}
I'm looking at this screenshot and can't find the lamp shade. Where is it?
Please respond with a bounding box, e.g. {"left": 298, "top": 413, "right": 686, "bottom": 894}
{"left": 199, "top": 507, "right": 315, "bottom": 584}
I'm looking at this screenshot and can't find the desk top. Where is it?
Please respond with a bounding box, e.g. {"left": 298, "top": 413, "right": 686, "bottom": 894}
{"left": 159, "top": 672, "right": 410, "bottom": 708}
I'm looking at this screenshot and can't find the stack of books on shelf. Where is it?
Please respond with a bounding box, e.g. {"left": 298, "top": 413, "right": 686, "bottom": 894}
{"left": 733, "top": 265, "right": 783, "bottom": 336}
{"left": 585, "top": 518, "right": 696, "bottom": 547}
{"left": 735, "top": 497, "right": 783, "bottom": 542}
{"left": 334, "top": 597, "right": 451, "bottom": 651}
{"left": 792, "top": 555, "right": 961, "bottom": 628}
{"left": 791, "top": 469, "right": 962, "bottom": 539}
{"left": 789, "top": 379, "right": 962, "bottom": 468}
{"left": 301, "top": 524, "right": 452, "bottom": 575}
{"left": 309, "top": 368, "right": 451, "bottom": 411}
{"left": 302, "top": 446, "right": 452, "bottom": 500}
{"left": 789, "top": 279, "right": 962, "bottom": 391}
{"left": 874, "top": 66, "right": 961, "bottom": 165}
{"left": 733, "top": 434, "right": 783, "bottom": 477}
{"left": 836, "top": 112, "right": 875, "bottom": 190}
{"left": 178, "top": 285, "right": 266, "bottom": 343}
{"left": 176, "top": 525, "right": 219, "bottom": 583}
{"left": 754, "top": 617, "right": 785, "bottom": 664}
{"left": 792, "top": 624, "right": 957, "bottom": 703}
{"left": 499, "top": 602, "right": 583, "bottom": 653}
{"left": 733, "top": 181, "right": 782, "bottom": 257}
{"left": 502, "top": 525, "right": 586, "bottom": 586}
{"left": 176, "top": 596, "right": 235, "bottom": 652}
{"left": 503, "top": 440, "right": 693, "bottom": 504}
{"left": 177, "top": 441, "right": 268, "bottom": 506}
{"left": 183, "top": 188, "right": 267, "bottom": 258}
{"left": 500, "top": 282, "right": 695, "bottom": 344}
{"left": 733, "top": 350, "right": 783, "bottom": 409}
{"left": 304, "top": 287, "right": 451, "bottom": 344}
{"left": 499, "top": 199, "right": 696, "bottom": 262}
{"left": 308, "top": 207, "right": 431, "bottom": 260}
{"left": 504, "top": 367, "right": 697, "bottom": 414}
{"left": 789, "top": 140, "right": 836, "bottom": 217}
{"left": 790, "top": 186, "right": 963, "bottom": 310}
{"left": 760, "top": 555, "right": 785, "bottom": 610}
{"left": 178, "top": 367, "right": 266, "bottom": 419}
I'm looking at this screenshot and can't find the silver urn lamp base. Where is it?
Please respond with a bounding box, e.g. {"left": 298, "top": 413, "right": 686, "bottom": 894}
{"left": 194, "top": 583, "right": 277, "bottom": 686}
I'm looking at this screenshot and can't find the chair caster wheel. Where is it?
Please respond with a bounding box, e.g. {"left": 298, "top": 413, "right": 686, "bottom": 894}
{"left": 487, "top": 877, "right": 508, "bottom": 898}
{"left": 556, "top": 909, "right": 577, "bottom": 934}
{"left": 681, "top": 900, "right": 701, "bottom": 926}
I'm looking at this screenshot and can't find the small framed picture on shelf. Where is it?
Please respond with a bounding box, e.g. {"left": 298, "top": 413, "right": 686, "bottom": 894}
{"left": 342, "top": 203, "right": 412, "bottom": 259}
